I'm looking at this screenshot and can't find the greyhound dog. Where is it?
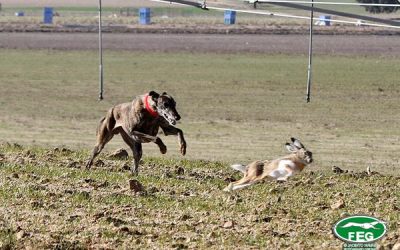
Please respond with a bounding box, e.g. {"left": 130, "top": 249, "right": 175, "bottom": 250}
{"left": 85, "top": 91, "right": 186, "bottom": 175}
{"left": 223, "top": 138, "right": 313, "bottom": 191}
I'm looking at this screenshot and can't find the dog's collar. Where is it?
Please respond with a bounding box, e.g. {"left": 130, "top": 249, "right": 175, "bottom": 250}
{"left": 144, "top": 94, "right": 159, "bottom": 118}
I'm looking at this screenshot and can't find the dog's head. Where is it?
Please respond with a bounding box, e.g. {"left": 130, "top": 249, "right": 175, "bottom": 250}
{"left": 285, "top": 137, "right": 313, "bottom": 164}
{"left": 149, "top": 91, "right": 181, "bottom": 125}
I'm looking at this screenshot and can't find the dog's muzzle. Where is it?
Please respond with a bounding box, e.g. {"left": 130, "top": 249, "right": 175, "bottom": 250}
{"left": 158, "top": 109, "right": 179, "bottom": 125}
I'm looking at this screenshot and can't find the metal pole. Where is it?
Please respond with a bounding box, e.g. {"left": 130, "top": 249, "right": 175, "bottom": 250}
{"left": 306, "top": 0, "right": 314, "bottom": 102}
{"left": 98, "top": 0, "right": 104, "bottom": 100}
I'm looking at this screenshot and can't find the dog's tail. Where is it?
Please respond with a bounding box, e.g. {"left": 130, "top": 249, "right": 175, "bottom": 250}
{"left": 230, "top": 164, "right": 247, "bottom": 174}
{"left": 96, "top": 117, "right": 106, "bottom": 136}
{"left": 96, "top": 108, "right": 116, "bottom": 136}
{"left": 105, "top": 108, "right": 116, "bottom": 132}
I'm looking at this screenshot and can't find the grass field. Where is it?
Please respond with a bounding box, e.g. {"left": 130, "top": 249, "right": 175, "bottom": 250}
{"left": 0, "top": 48, "right": 399, "bottom": 248}
{"left": 0, "top": 49, "right": 399, "bottom": 173}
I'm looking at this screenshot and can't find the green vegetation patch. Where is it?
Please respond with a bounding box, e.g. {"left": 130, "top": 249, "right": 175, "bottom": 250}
{"left": 0, "top": 144, "right": 399, "bottom": 249}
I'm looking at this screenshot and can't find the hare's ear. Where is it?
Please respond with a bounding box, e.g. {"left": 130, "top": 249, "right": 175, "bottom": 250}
{"left": 291, "top": 137, "right": 305, "bottom": 149}
{"left": 285, "top": 143, "right": 297, "bottom": 153}
{"left": 149, "top": 91, "right": 160, "bottom": 102}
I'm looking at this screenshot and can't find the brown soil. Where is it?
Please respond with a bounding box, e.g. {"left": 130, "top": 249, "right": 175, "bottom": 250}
{"left": 1, "top": 31, "right": 400, "bottom": 56}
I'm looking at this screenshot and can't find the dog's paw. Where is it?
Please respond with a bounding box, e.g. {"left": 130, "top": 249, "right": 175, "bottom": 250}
{"left": 156, "top": 138, "right": 167, "bottom": 154}
{"left": 180, "top": 143, "right": 186, "bottom": 156}
{"left": 84, "top": 162, "right": 92, "bottom": 170}
{"left": 131, "top": 168, "right": 139, "bottom": 176}
{"left": 159, "top": 145, "right": 167, "bottom": 154}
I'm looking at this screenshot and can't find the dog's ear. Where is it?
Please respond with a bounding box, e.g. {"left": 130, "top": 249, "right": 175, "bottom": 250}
{"left": 161, "top": 92, "right": 167, "bottom": 96}
{"left": 149, "top": 91, "right": 160, "bottom": 102}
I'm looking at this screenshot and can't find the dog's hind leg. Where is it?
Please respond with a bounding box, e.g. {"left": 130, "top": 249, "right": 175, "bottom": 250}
{"left": 85, "top": 112, "right": 116, "bottom": 169}
{"left": 86, "top": 145, "right": 102, "bottom": 169}
{"left": 85, "top": 133, "right": 113, "bottom": 169}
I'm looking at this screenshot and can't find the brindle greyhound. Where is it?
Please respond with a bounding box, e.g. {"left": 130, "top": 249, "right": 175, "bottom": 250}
{"left": 85, "top": 91, "right": 186, "bottom": 175}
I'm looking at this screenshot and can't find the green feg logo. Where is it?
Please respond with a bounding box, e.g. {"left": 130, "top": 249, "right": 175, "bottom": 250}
{"left": 333, "top": 215, "right": 387, "bottom": 243}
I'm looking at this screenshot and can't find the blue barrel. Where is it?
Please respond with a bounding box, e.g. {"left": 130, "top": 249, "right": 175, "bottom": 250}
{"left": 139, "top": 8, "right": 151, "bottom": 25}
{"left": 15, "top": 11, "right": 24, "bottom": 17}
{"left": 224, "top": 10, "right": 236, "bottom": 25}
{"left": 320, "top": 15, "right": 331, "bottom": 26}
{"left": 43, "top": 7, "right": 53, "bottom": 24}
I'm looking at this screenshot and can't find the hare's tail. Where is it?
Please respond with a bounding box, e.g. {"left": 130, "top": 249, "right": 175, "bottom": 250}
{"left": 230, "top": 164, "right": 247, "bottom": 174}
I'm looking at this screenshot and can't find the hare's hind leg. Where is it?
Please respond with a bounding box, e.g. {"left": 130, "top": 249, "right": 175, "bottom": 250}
{"left": 223, "top": 176, "right": 259, "bottom": 192}
{"left": 223, "top": 161, "right": 265, "bottom": 192}
{"left": 230, "top": 182, "right": 255, "bottom": 191}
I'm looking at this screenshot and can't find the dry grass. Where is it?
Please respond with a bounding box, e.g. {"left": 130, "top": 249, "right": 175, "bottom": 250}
{"left": 0, "top": 49, "right": 399, "bottom": 174}
{"left": 0, "top": 143, "right": 399, "bottom": 249}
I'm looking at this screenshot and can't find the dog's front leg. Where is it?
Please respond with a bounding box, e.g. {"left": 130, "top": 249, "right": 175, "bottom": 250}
{"left": 132, "top": 142, "right": 142, "bottom": 176}
{"left": 161, "top": 125, "right": 186, "bottom": 155}
{"left": 119, "top": 128, "right": 142, "bottom": 176}
{"left": 131, "top": 130, "right": 167, "bottom": 154}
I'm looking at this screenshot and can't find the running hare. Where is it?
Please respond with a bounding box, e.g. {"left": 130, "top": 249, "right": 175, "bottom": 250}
{"left": 223, "top": 138, "right": 313, "bottom": 192}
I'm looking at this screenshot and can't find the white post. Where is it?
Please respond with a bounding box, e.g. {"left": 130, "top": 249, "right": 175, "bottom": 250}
{"left": 98, "top": 0, "right": 104, "bottom": 100}
{"left": 306, "top": 0, "right": 314, "bottom": 102}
